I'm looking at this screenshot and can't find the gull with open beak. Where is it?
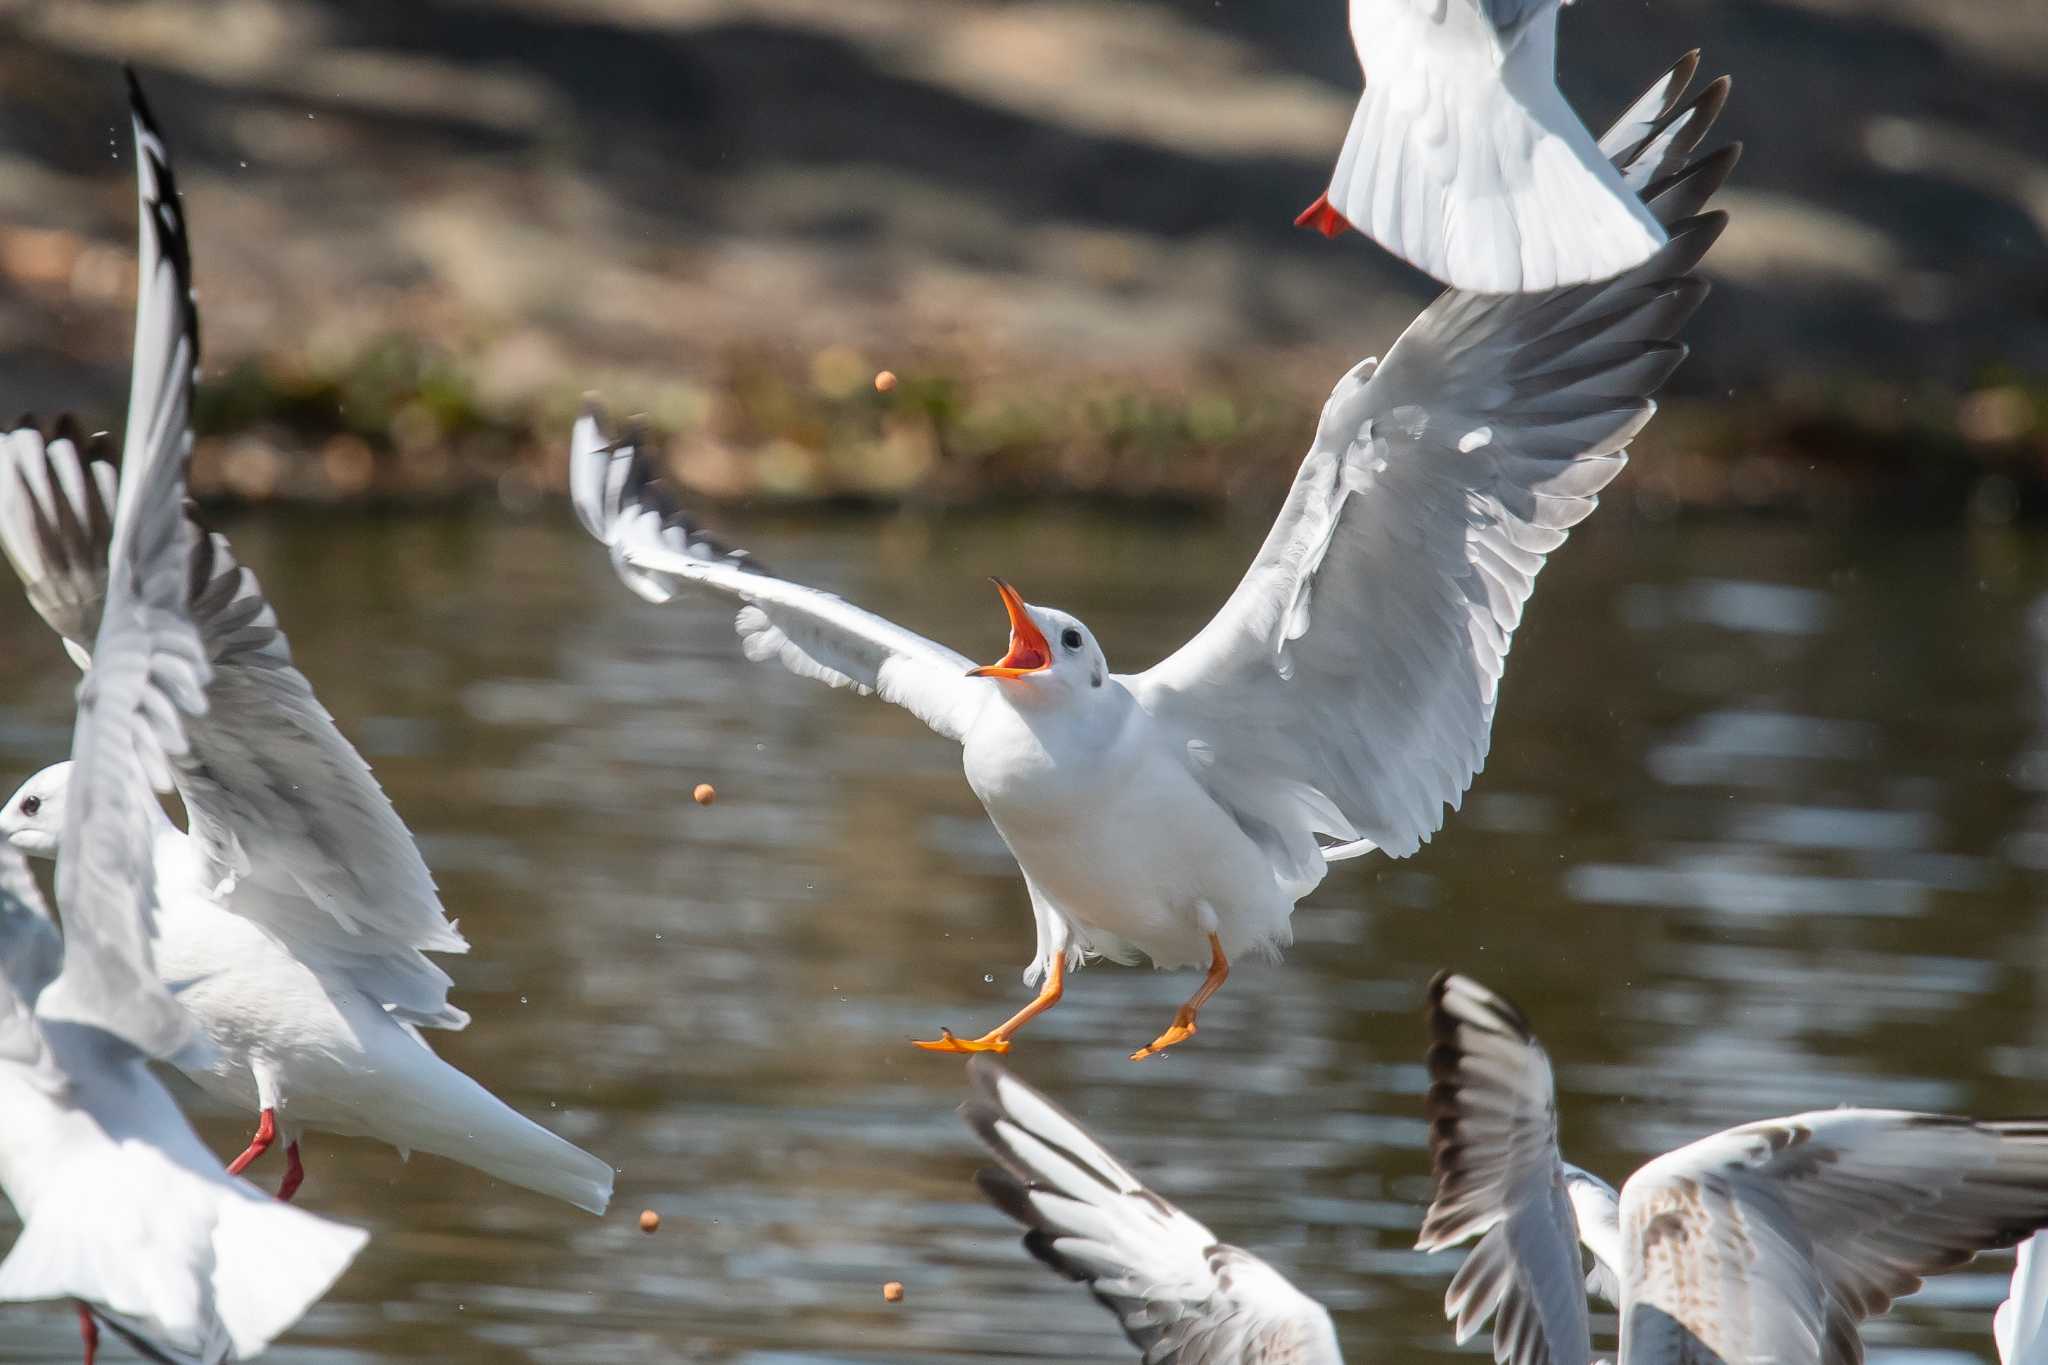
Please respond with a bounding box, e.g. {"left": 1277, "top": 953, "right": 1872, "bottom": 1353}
{"left": 570, "top": 54, "right": 1734, "bottom": 1060}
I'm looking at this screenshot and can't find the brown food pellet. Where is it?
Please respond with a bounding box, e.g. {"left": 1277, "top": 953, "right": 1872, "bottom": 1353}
{"left": 693, "top": 783, "right": 716, "bottom": 806}
{"left": 883, "top": 1281, "right": 904, "bottom": 1303}
{"left": 873, "top": 370, "right": 898, "bottom": 393}
{"left": 639, "top": 1209, "right": 660, "bottom": 1233}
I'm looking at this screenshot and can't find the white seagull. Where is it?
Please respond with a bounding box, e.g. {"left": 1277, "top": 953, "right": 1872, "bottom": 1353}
{"left": 962, "top": 1056, "right": 1343, "bottom": 1362}
{"left": 1420, "top": 971, "right": 2048, "bottom": 1365}
{"left": 571, "top": 56, "right": 1734, "bottom": 1062}
{"left": 0, "top": 73, "right": 366, "bottom": 1348}
{"left": 0, "top": 75, "right": 612, "bottom": 1215}
{"left": 1297, "top": 1, "right": 1669, "bottom": 293}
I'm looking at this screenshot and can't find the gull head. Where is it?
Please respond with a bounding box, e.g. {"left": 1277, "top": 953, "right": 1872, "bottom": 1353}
{"left": 0, "top": 763, "right": 69, "bottom": 859}
{"left": 967, "top": 579, "right": 1107, "bottom": 696}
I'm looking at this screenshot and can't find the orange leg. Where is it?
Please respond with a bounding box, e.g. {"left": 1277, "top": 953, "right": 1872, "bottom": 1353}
{"left": 1131, "top": 934, "right": 1229, "bottom": 1061}
{"left": 76, "top": 1303, "right": 97, "bottom": 1365}
{"left": 914, "top": 952, "right": 1066, "bottom": 1055}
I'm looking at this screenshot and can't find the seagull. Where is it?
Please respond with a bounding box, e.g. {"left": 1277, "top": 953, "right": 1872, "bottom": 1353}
{"left": 0, "top": 91, "right": 365, "bottom": 1352}
{"left": 1297, "top": 0, "right": 1669, "bottom": 293}
{"left": 0, "top": 74, "right": 612, "bottom": 1215}
{"left": 570, "top": 54, "right": 1734, "bottom": 1061}
{"left": 1420, "top": 970, "right": 2048, "bottom": 1365}
{"left": 961, "top": 1056, "right": 1342, "bottom": 1362}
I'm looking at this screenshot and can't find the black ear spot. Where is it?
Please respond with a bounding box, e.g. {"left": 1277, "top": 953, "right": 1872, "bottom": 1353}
{"left": 1091, "top": 665, "right": 1103, "bottom": 688}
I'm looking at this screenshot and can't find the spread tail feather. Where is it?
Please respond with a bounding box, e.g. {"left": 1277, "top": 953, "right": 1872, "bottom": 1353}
{"left": 0, "top": 1147, "right": 366, "bottom": 1360}
{"left": 1322, "top": 28, "right": 1664, "bottom": 292}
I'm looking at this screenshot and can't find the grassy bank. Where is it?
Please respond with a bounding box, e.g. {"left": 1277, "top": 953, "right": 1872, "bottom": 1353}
{"left": 184, "top": 334, "right": 2048, "bottom": 521}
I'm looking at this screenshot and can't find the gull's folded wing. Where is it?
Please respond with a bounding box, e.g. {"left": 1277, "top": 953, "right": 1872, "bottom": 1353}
{"left": 1133, "top": 60, "right": 1735, "bottom": 879}
{"left": 1621, "top": 1111, "right": 2048, "bottom": 1365}
{"left": 963, "top": 1057, "right": 1343, "bottom": 1364}
{"left": 572, "top": 410, "right": 988, "bottom": 744}
{"left": 1419, "top": 972, "right": 1597, "bottom": 1365}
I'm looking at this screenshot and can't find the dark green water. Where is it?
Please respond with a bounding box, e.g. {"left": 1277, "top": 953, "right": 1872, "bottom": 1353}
{"left": 0, "top": 503, "right": 2043, "bottom": 1363}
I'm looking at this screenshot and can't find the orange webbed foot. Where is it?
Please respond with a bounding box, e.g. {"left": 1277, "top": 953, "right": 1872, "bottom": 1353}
{"left": 912, "top": 1027, "right": 1013, "bottom": 1055}
{"left": 1130, "top": 1020, "right": 1196, "bottom": 1062}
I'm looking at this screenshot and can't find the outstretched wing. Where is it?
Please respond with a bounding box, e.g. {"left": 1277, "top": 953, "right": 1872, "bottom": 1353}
{"left": 0, "top": 97, "right": 466, "bottom": 1024}
{"left": 1419, "top": 972, "right": 1597, "bottom": 1365}
{"left": 571, "top": 409, "right": 988, "bottom": 743}
{"left": 1133, "top": 60, "right": 1736, "bottom": 876}
{"left": 38, "top": 73, "right": 209, "bottom": 1058}
{"left": 1620, "top": 1112, "right": 2048, "bottom": 1365}
{"left": 962, "top": 1057, "right": 1343, "bottom": 1364}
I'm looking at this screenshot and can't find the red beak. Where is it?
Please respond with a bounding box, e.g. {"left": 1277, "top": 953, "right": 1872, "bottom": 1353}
{"left": 968, "top": 579, "right": 1052, "bottom": 678}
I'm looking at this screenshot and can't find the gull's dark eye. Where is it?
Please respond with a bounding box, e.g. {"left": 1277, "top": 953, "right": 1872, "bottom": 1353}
{"left": 20, "top": 795, "right": 40, "bottom": 817}
{"left": 1060, "top": 628, "right": 1083, "bottom": 651}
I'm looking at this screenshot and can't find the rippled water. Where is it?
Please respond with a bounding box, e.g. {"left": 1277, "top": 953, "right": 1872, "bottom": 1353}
{"left": 0, "top": 504, "right": 2043, "bottom": 1363}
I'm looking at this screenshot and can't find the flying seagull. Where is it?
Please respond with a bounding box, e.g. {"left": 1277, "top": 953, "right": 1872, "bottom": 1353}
{"left": 0, "top": 75, "right": 365, "bottom": 1358}
{"left": 1298, "top": 0, "right": 1669, "bottom": 293}
{"left": 1421, "top": 970, "right": 2048, "bottom": 1365}
{"left": 961, "top": 1056, "right": 1342, "bottom": 1362}
{"left": 571, "top": 55, "right": 1732, "bottom": 1061}
{"left": 0, "top": 75, "right": 612, "bottom": 1215}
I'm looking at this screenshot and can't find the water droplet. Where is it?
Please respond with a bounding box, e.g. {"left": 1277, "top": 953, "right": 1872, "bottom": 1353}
{"left": 519, "top": 994, "right": 528, "bottom": 1005}
{"left": 983, "top": 974, "right": 994, "bottom": 984}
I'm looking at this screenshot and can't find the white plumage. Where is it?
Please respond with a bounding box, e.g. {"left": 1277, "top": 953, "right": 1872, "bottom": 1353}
{"left": 1421, "top": 972, "right": 2048, "bottom": 1365}
{"left": 570, "top": 56, "right": 1733, "bottom": 1060}
{"left": 0, "top": 74, "right": 611, "bottom": 1216}
{"left": 1302, "top": 0, "right": 1668, "bottom": 293}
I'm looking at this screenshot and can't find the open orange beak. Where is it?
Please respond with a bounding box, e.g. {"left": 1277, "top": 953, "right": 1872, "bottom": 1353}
{"left": 968, "top": 578, "right": 1052, "bottom": 679}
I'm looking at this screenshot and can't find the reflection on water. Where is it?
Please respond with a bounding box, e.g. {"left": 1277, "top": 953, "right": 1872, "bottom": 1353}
{"left": 0, "top": 506, "right": 2042, "bottom": 1363}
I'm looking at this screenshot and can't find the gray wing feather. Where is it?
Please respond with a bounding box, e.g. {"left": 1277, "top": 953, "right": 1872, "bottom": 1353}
{"left": 962, "top": 1058, "right": 1343, "bottom": 1364}
{"left": 1621, "top": 1112, "right": 2048, "bottom": 1365}
{"left": 38, "top": 74, "right": 207, "bottom": 1058}
{"left": 1130, "top": 59, "right": 1735, "bottom": 867}
{"left": 1419, "top": 973, "right": 1595, "bottom": 1365}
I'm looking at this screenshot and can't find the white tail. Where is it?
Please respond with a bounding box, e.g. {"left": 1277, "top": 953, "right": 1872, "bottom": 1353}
{"left": 380, "top": 1036, "right": 615, "bottom": 1215}
{"left": 1317, "top": 12, "right": 1664, "bottom": 292}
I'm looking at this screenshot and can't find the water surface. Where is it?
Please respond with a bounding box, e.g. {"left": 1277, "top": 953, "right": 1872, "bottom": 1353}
{"left": 0, "top": 504, "right": 2043, "bottom": 1363}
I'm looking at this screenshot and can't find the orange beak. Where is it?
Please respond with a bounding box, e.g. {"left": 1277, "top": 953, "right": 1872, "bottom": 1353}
{"left": 968, "top": 579, "right": 1052, "bottom": 679}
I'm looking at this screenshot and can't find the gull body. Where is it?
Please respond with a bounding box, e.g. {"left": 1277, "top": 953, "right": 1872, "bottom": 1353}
{"left": 959, "top": 655, "right": 1295, "bottom": 974}
{"left": 1303, "top": 0, "right": 1667, "bottom": 292}
{"left": 1421, "top": 972, "right": 2048, "bottom": 1365}
{"left": 572, "top": 54, "right": 1735, "bottom": 1059}
{"left": 0, "top": 77, "right": 611, "bottom": 1215}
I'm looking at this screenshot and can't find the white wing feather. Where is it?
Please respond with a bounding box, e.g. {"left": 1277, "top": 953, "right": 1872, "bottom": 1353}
{"left": 1321, "top": 0, "right": 1664, "bottom": 292}
{"left": 963, "top": 1058, "right": 1343, "bottom": 1364}
{"left": 1998, "top": 1232, "right": 2048, "bottom": 1365}
{"left": 37, "top": 75, "right": 210, "bottom": 1060}
{"left": 573, "top": 411, "right": 988, "bottom": 744}
{"left": 0, "top": 92, "right": 466, "bottom": 1026}
{"left": 1134, "top": 62, "right": 1736, "bottom": 870}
